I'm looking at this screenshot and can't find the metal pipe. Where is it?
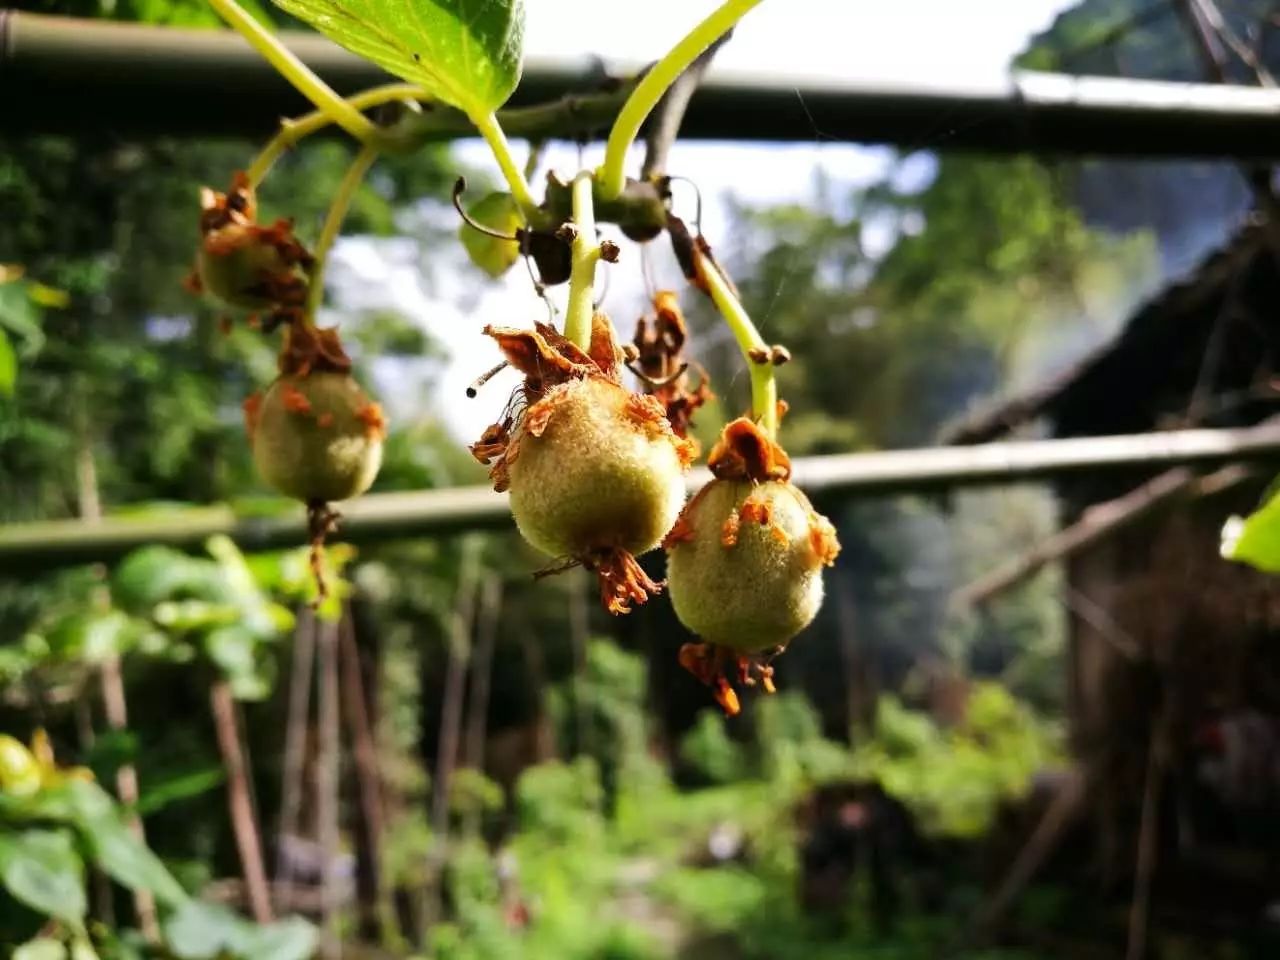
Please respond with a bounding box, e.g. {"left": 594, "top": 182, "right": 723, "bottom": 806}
{"left": 7, "top": 11, "right": 1280, "bottom": 158}
{"left": 4, "top": 423, "right": 1280, "bottom": 571}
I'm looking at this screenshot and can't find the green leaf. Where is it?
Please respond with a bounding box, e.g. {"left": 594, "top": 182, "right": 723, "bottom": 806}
{"left": 13, "top": 938, "right": 68, "bottom": 960}
{"left": 0, "top": 276, "right": 47, "bottom": 356}
{"left": 1222, "top": 492, "right": 1280, "bottom": 573}
{"left": 460, "top": 192, "right": 523, "bottom": 277}
{"left": 0, "top": 327, "right": 15, "bottom": 397}
{"left": 164, "top": 900, "right": 236, "bottom": 959}
{"left": 112, "top": 547, "right": 221, "bottom": 612}
{"left": 233, "top": 916, "right": 319, "bottom": 960}
{"left": 203, "top": 626, "right": 257, "bottom": 680}
{"left": 135, "top": 766, "right": 225, "bottom": 816}
{"left": 164, "top": 899, "right": 318, "bottom": 960}
{"left": 0, "top": 829, "right": 87, "bottom": 926}
{"left": 268, "top": 0, "right": 525, "bottom": 115}
{"left": 78, "top": 814, "right": 189, "bottom": 908}
{"left": 153, "top": 599, "right": 239, "bottom": 633}
{"left": 44, "top": 610, "right": 137, "bottom": 664}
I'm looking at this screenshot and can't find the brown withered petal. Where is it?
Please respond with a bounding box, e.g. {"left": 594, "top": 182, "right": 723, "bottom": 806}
{"left": 707, "top": 417, "right": 792, "bottom": 483}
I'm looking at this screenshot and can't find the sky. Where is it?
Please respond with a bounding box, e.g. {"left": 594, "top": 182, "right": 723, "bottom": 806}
{"left": 329, "top": 0, "right": 1078, "bottom": 441}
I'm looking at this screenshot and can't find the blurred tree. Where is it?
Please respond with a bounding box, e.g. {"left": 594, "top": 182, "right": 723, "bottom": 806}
{"left": 1017, "top": 0, "right": 1275, "bottom": 272}
{"left": 672, "top": 154, "right": 1153, "bottom": 721}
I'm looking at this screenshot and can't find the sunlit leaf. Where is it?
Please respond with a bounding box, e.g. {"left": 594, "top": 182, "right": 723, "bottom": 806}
{"left": 153, "top": 599, "right": 239, "bottom": 633}
{"left": 202, "top": 626, "right": 257, "bottom": 680}
{"left": 0, "top": 734, "right": 42, "bottom": 798}
{"left": 112, "top": 547, "right": 219, "bottom": 612}
{"left": 163, "top": 900, "right": 238, "bottom": 959}
{"left": 268, "top": 0, "right": 525, "bottom": 115}
{"left": 1222, "top": 493, "right": 1280, "bottom": 573}
{"left": 233, "top": 916, "right": 319, "bottom": 960}
{"left": 0, "top": 275, "right": 46, "bottom": 356}
{"left": 0, "top": 327, "right": 15, "bottom": 397}
{"left": 0, "top": 829, "right": 86, "bottom": 925}
{"left": 13, "top": 938, "right": 67, "bottom": 960}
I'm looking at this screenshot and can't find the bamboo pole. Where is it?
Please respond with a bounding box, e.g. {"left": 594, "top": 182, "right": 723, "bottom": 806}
{"left": 6, "top": 424, "right": 1280, "bottom": 571}
{"left": 12, "top": 11, "right": 1280, "bottom": 159}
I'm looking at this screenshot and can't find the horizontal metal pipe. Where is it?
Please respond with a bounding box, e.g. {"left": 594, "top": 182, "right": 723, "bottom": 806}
{"left": 6, "top": 11, "right": 1280, "bottom": 158}
{"left": 3, "top": 423, "right": 1280, "bottom": 572}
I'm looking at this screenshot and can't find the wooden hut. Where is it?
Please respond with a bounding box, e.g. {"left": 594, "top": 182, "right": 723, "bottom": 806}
{"left": 948, "top": 220, "right": 1280, "bottom": 940}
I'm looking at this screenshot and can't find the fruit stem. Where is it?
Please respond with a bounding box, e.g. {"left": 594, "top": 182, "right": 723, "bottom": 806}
{"left": 595, "top": 0, "right": 763, "bottom": 201}
{"left": 473, "top": 111, "right": 542, "bottom": 225}
{"left": 305, "top": 143, "right": 380, "bottom": 323}
{"left": 695, "top": 248, "right": 777, "bottom": 438}
{"left": 563, "top": 171, "right": 600, "bottom": 351}
{"left": 206, "top": 0, "right": 380, "bottom": 145}
{"left": 246, "top": 83, "right": 429, "bottom": 187}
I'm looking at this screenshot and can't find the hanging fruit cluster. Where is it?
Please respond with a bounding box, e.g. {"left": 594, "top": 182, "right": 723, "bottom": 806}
{"left": 193, "top": 0, "right": 836, "bottom": 712}
{"left": 188, "top": 169, "right": 385, "bottom": 599}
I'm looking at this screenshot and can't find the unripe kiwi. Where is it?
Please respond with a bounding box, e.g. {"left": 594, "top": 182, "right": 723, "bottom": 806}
{"left": 667, "top": 480, "right": 832, "bottom": 653}
{"left": 506, "top": 377, "right": 686, "bottom": 558}
{"left": 248, "top": 371, "right": 384, "bottom": 503}
{"left": 198, "top": 228, "right": 299, "bottom": 310}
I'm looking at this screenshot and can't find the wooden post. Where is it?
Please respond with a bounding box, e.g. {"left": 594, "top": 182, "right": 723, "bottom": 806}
{"left": 210, "top": 679, "right": 274, "bottom": 924}
{"left": 79, "top": 435, "right": 158, "bottom": 940}
{"left": 464, "top": 575, "right": 503, "bottom": 776}
{"left": 339, "top": 606, "right": 390, "bottom": 942}
{"left": 425, "top": 539, "right": 483, "bottom": 928}
{"left": 275, "top": 608, "right": 317, "bottom": 910}
{"left": 316, "top": 617, "right": 341, "bottom": 957}
{"left": 566, "top": 570, "right": 590, "bottom": 757}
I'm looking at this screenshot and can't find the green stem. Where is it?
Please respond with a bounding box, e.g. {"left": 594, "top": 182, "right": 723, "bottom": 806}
{"left": 472, "top": 111, "right": 541, "bottom": 223}
{"left": 696, "top": 249, "right": 777, "bottom": 438}
{"left": 595, "top": 0, "right": 763, "bottom": 201}
{"left": 563, "top": 172, "right": 599, "bottom": 351}
{"left": 206, "top": 0, "right": 379, "bottom": 144}
{"left": 246, "top": 83, "right": 428, "bottom": 186}
{"left": 305, "top": 143, "right": 380, "bottom": 321}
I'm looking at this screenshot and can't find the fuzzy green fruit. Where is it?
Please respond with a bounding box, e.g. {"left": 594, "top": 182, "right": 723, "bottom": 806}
{"left": 667, "top": 479, "right": 833, "bottom": 653}
{"left": 506, "top": 378, "right": 687, "bottom": 558}
{"left": 248, "top": 371, "right": 384, "bottom": 503}
{"left": 198, "top": 231, "right": 298, "bottom": 310}
{"left": 459, "top": 192, "right": 523, "bottom": 278}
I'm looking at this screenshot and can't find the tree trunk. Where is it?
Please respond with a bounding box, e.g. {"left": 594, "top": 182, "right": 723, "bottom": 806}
{"left": 210, "top": 679, "right": 273, "bottom": 924}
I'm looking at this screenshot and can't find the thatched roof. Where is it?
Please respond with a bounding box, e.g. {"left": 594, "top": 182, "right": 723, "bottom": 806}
{"left": 942, "top": 222, "right": 1280, "bottom": 446}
